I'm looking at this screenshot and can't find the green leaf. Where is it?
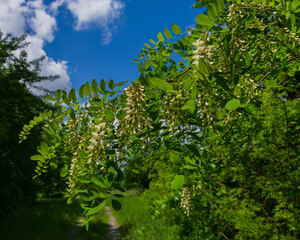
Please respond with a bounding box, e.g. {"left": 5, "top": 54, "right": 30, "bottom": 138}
{"left": 185, "top": 156, "right": 196, "bottom": 165}
{"left": 170, "top": 152, "right": 181, "bottom": 164}
{"left": 100, "top": 79, "right": 106, "bottom": 92}
{"left": 225, "top": 99, "right": 240, "bottom": 111}
{"left": 78, "top": 193, "right": 93, "bottom": 201}
{"left": 223, "top": 40, "right": 230, "bottom": 57}
{"left": 87, "top": 202, "right": 106, "bottom": 216}
{"left": 182, "top": 99, "right": 195, "bottom": 113}
{"left": 216, "top": 0, "right": 225, "bottom": 11}
{"left": 191, "top": 87, "right": 198, "bottom": 100}
{"left": 70, "top": 108, "right": 76, "bottom": 120}
{"left": 196, "top": 14, "right": 213, "bottom": 26}
{"left": 68, "top": 88, "right": 77, "bottom": 103}
{"left": 171, "top": 24, "right": 181, "bottom": 34}
{"left": 184, "top": 165, "right": 197, "bottom": 169}
{"left": 149, "top": 77, "right": 173, "bottom": 90}
{"left": 171, "top": 175, "right": 184, "bottom": 190}
{"left": 149, "top": 39, "right": 156, "bottom": 45}
{"left": 108, "top": 166, "right": 117, "bottom": 174}
{"left": 77, "top": 177, "right": 92, "bottom": 184}
{"left": 157, "top": 32, "right": 164, "bottom": 42}
{"left": 67, "top": 198, "right": 73, "bottom": 205}
{"left": 31, "top": 155, "right": 44, "bottom": 161}
{"left": 84, "top": 222, "right": 89, "bottom": 231}
{"left": 207, "top": 4, "right": 216, "bottom": 21}
{"left": 79, "top": 85, "right": 85, "bottom": 98}
{"left": 212, "top": 2, "right": 220, "bottom": 16}
{"left": 112, "top": 199, "right": 122, "bottom": 210}
{"left": 92, "top": 79, "right": 98, "bottom": 94}
{"left": 105, "top": 109, "right": 114, "bottom": 122}
{"left": 116, "top": 110, "right": 126, "bottom": 120}
{"left": 60, "top": 165, "right": 68, "bottom": 177}
{"left": 46, "top": 95, "right": 56, "bottom": 101}
{"left": 84, "top": 82, "right": 91, "bottom": 97}
{"left": 164, "top": 27, "right": 172, "bottom": 38}
{"left": 198, "top": 59, "right": 209, "bottom": 75}
{"left": 56, "top": 89, "right": 62, "bottom": 100}
{"left": 108, "top": 79, "right": 115, "bottom": 90}
{"left": 91, "top": 175, "right": 107, "bottom": 188}
{"left": 290, "top": 14, "right": 296, "bottom": 27}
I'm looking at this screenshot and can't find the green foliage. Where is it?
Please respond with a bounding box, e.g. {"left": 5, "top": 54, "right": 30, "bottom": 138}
{"left": 21, "top": 1, "right": 300, "bottom": 239}
{"left": 0, "top": 31, "right": 64, "bottom": 214}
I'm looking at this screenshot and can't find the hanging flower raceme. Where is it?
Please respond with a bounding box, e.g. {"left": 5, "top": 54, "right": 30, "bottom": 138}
{"left": 87, "top": 116, "right": 111, "bottom": 166}
{"left": 192, "top": 38, "right": 215, "bottom": 66}
{"left": 67, "top": 114, "right": 88, "bottom": 193}
{"left": 161, "top": 91, "right": 184, "bottom": 136}
{"left": 118, "top": 84, "right": 152, "bottom": 148}
{"left": 180, "top": 187, "right": 192, "bottom": 217}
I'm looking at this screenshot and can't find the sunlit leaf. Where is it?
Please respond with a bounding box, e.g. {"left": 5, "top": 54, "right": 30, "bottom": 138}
{"left": 196, "top": 14, "right": 213, "bottom": 26}
{"left": 92, "top": 79, "right": 98, "bottom": 94}
{"left": 87, "top": 202, "right": 106, "bottom": 216}
{"left": 164, "top": 27, "right": 172, "bottom": 38}
{"left": 171, "top": 175, "right": 184, "bottom": 190}
{"left": 157, "top": 32, "right": 164, "bottom": 42}
{"left": 225, "top": 99, "right": 240, "bottom": 111}
{"left": 100, "top": 78, "right": 106, "bottom": 92}
{"left": 171, "top": 24, "right": 181, "bottom": 34}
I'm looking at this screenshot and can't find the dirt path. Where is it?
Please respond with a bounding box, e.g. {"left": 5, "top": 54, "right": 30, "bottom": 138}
{"left": 66, "top": 216, "right": 85, "bottom": 240}
{"left": 105, "top": 206, "right": 122, "bottom": 240}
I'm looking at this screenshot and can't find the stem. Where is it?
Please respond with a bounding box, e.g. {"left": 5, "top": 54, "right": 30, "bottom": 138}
{"left": 283, "top": 100, "right": 290, "bottom": 160}
{"left": 219, "top": 231, "right": 231, "bottom": 240}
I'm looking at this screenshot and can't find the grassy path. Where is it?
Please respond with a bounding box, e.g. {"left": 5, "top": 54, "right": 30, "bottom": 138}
{"left": 66, "top": 216, "right": 85, "bottom": 240}
{"left": 105, "top": 206, "right": 122, "bottom": 240}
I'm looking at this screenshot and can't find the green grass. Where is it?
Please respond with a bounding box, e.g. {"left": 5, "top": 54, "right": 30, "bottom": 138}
{"left": 111, "top": 194, "right": 179, "bottom": 240}
{"left": 0, "top": 198, "right": 109, "bottom": 240}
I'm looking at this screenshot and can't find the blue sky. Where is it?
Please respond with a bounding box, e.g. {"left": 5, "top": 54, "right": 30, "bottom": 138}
{"left": 0, "top": 0, "right": 204, "bottom": 93}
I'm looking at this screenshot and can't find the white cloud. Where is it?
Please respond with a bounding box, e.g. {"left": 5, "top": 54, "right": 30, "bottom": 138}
{"left": 0, "top": 0, "right": 126, "bottom": 94}
{"left": 50, "top": 0, "right": 125, "bottom": 44}
{"left": 27, "top": 0, "right": 57, "bottom": 42}
{"left": 0, "top": 0, "right": 27, "bottom": 36}
{"left": 67, "top": 0, "right": 124, "bottom": 29}
{"left": 25, "top": 35, "right": 70, "bottom": 94}
{"left": 0, "top": 0, "right": 70, "bottom": 94}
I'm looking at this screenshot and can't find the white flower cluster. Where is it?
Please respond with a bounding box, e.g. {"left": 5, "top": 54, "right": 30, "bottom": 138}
{"left": 118, "top": 84, "right": 152, "bottom": 148}
{"left": 192, "top": 39, "right": 214, "bottom": 66}
{"left": 68, "top": 151, "right": 79, "bottom": 192}
{"left": 192, "top": 183, "right": 202, "bottom": 197}
{"left": 180, "top": 187, "right": 192, "bottom": 217}
{"left": 87, "top": 118, "right": 110, "bottom": 164}
{"left": 161, "top": 91, "right": 184, "bottom": 136}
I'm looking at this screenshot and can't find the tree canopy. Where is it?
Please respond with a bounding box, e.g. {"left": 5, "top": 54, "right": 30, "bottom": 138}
{"left": 0, "top": 32, "right": 63, "bottom": 214}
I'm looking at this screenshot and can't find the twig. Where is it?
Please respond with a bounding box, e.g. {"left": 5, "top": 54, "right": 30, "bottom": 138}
{"left": 257, "top": 71, "right": 271, "bottom": 86}
{"left": 211, "top": 123, "right": 234, "bottom": 154}
{"left": 167, "top": 67, "right": 192, "bottom": 83}
{"left": 219, "top": 231, "right": 231, "bottom": 240}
